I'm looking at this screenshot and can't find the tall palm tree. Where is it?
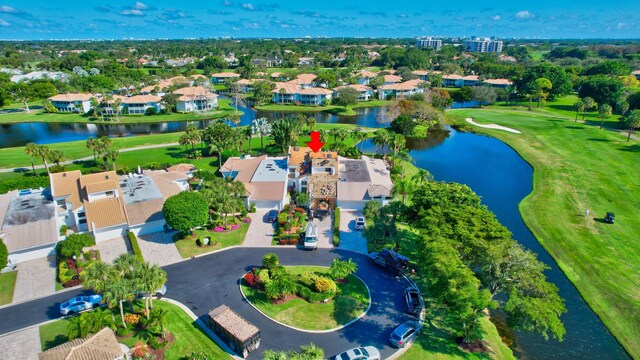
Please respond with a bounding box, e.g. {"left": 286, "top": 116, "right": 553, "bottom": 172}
{"left": 411, "top": 168, "right": 433, "bottom": 185}
{"left": 372, "top": 129, "right": 391, "bottom": 154}
{"left": 105, "top": 150, "right": 120, "bottom": 171}
{"left": 90, "top": 97, "right": 99, "bottom": 118}
{"left": 83, "top": 261, "right": 114, "bottom": 294}
{"left": 35, "top": 144, "right": 51, "bottom": 175}
{"left": 395, "top": 150, "right": 414, "bottom": 179}
{"left": 251, "top": 117, "right": 272, "bottom": 151}
{"left": 624, "top": 110, "right": 640, "bottom": 142}
{"left": 113, "top": 98, "right": 122, "bottom": 122}
{"left": 24, "top": 143, "right": 39, "bottom": 176}
{"left": 306, "top": 117, "right": 316, "bottom": 131}
{"left": 86, "top": 137, "right": 100, "bottom": 162}
{"left": 599, "top": 104, "right": 612, "bottom": 129}
{"left": 329, "top": 128, "right": 340, "bottom": 143}
{"left": 573, "top": 101, "right": 585, "bottom": 122}
{"left": 392, "top": 177, "right": 414, "bottom": 204}
{"left": 47, "top": 149, "right": 65, "bottom": 169}
{"left": 136, "top": 262, "right": 167, "bottom": 319}
{"left": 104, "top": 278, "right": 135, "bottom": 328}
{"left": 244, "top": 126, "right": 253, "bottom": 152}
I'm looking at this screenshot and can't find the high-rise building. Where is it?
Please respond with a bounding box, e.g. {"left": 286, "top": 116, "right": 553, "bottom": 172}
{"left": 416, "top": 37, "right": 442, "bottom": 51}
{"left": 463, "top": 38, "right": 503, "bottom": 53}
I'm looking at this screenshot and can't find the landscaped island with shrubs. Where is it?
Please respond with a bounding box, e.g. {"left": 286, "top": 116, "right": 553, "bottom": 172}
{"left": 241, "top": 253, "right": 368, "bottom": 330}
{"left": 274, "top": 204, "right": 308, "bottom": 245}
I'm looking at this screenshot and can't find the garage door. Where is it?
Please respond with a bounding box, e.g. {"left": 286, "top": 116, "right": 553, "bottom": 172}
{"left": 251, "top": 200, "right": 282, "bottom": 210}
{"left": 94, "top": 225, "right": 127, "bottom": 242}
{"left": 130, "top": 220, "right": 166, "bottom": 236}
{"left": 336, "top": 200, "right": 366, "bottom": 211}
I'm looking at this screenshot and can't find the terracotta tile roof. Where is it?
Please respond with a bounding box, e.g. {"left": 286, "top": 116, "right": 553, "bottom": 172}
{"left": 84, "top": 196, "right": 128, "bottom": 231}
{"left": 50, "top": 171, "right": 83, "bottom": 210}
{"left": 357, "top": 70, "right": 378, "bottom": 78}
{"left": 123, "top": 95, "right": 161, "bottom": 104}
{"left": 211, "top": 72, "right": 240, "bottom": 78}
{"left": 272, "top": 82, "right": 301, "bottom": 94}
{"left": 334, "top": 84, "right": 372, "bottom": 92}
{"left": 173, "top": 86, "right": 217, "bottom": 101}
{"left": 146, "top": 170, "right": 189, "bottom": 200}
{"left": 166, "top": 163, "right": 197, "bottom": 173}
{"left": 102, "top": 95, "right": 127, "bottom": 104}
{"left": 78, "top": 171, "right": 119, "bottom": 195}
{"left": 48, "top": 93, "right": 92, "bottom": 102}
{"left": 249, "top": 182, "right": 287, "bottom": 201}
{"left": 38, "top": 328, "right": 123, "bottom": 360}
{"left": 190, "top": 74, "right": 208, "bottom": 80}
{"left": 270, "top": 72, "right": 283, "bottom": 77}
{"left": 236, "top": 79, "right": 254, "bottom": 85}
{"left": 442, "top": 74, "right": 479, "bottom": 81}
{"left": 125, "top": 198, "right": 164, "bottom": 226}
{"left": 379, "top": 79, "right": 425, "bottom": 91}
{"left": 383, "top": 74, "right": 402, "bottom": 83}
{"left": 84, "top": 180, "right": 118, "bottom": 195}
{"left": 297, "top": 87, "right": 333, "bottom": 95}
{"left": 288, "top": 146, "right": 337, "bottom": 168}
{"left": 411, "top": 70, "right": 430, "bottom": 76}
{"left": 295, "top": 73, "right": 317, "bottom": 82}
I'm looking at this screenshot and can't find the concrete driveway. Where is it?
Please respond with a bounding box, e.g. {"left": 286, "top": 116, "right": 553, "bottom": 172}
{"left": 339, "top": 211, "right": 368, "bottom": 254}
{"left": 137, "top": 232, "right": 182, "bottom": 267}
{"left": 314, "top": 214, "right": 334, "bottom": 249}
{"left": 243, "top": 210, "right": 277, "bottom": 247}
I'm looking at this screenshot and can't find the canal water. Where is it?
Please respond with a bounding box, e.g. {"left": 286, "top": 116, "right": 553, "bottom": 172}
{"left": 361, "top": 129, "right": 629, "bottom": 360}
{"left": 0, "top": 103, "right": 630, "bottom": 359}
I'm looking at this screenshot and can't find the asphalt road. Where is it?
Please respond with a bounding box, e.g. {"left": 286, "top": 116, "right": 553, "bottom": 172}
{"left": 0, "top": 247, "right": 413, "bottom": 359}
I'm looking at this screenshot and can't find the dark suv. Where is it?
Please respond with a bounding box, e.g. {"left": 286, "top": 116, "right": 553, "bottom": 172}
{"left": 368, "top": 250, "right": 410, "bottom": 276}
{"left": 265, "top": 209, "right": 279, "bottom": 223}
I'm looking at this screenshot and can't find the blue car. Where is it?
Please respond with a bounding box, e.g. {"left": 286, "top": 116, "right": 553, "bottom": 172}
{"left": 60, "top": 295, "right": 103, "bottom": 316}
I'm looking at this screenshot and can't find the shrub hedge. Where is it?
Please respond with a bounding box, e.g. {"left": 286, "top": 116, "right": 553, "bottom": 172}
{"left": 333, "top": 207, "right": 341, "bottom": 246}
{"left": 127, "top": 231, "right": 144, "bottom": 262}
{"left": 0, "top": 176, "right": 50, "bottom": 195}
{"left": 0, "top": 240, "right": 8, "bottom": 269}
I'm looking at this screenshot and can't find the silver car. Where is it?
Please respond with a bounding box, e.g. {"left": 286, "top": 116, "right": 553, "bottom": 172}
{"left": 355, "top": 217, "right": 366, "bottom": 230}
{"left": 137, "top": 284, "right": 167, "bottom": 298}
{"left": 389, "top": 321, "right": 422, "bottom": 348}
{"left": 60, "top": 295, "right": 102, "bottom": 316}
{"left": 332, "top": 346, "right": 381, "bottom": 360}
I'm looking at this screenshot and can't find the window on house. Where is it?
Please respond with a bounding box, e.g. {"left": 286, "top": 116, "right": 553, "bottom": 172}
{"left": 79, "top": 219, "right": 87, "bottom": 224}
{"left": 106, "top": 191, "right": 114, "bottom": 196}
{"left": 78, "top": 212, "right": 86, "bottom": 218}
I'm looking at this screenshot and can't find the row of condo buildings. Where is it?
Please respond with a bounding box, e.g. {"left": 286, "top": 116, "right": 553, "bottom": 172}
{"left": 220, "top": 147, "right": 393, "bottom": 213}
{"left": 0, "top": 164, "right": 196, "bottom": 264}
{"left": 416, "top": 37, "right": 503, "bottom": 53}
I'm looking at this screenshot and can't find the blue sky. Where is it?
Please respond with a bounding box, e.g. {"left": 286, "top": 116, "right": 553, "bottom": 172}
{"left": 0, "top": 0, "right": 639, "bottom": 39}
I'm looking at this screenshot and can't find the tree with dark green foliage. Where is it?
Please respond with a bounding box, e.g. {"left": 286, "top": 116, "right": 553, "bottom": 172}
{"left": 162, "top": 191, "right": 209, "bottom": 234}
{"left": 452, "top": 86, "right": 473, "bottom": 107}
{"left": 578, "top": 75, "right": 624, "bottom": 107}
{"left": 57, "top": 233, "right": 95, "bottom": 259}
{"left": 333, "top": 87, "right": 359, "bottom": 109}
{"left": 390, "top": 114, "right": 417, "bottom": 135}
{"left": 262, "top": 343, "right": 325, "bottom": 360}
{"left": 516, "top": 63, "right": 572, "bottom": 98}
{"left": 584, "top": 60, "right": 631, "bottom": 76}
{"left": 202, "top": 120, "right": 234, "bottom": 169}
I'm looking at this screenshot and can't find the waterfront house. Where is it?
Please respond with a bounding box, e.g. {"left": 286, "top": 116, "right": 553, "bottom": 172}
{"left": 48, "top": 93, "right": 92, "bottom": 113}
{"left": 378, "top": 79, "right": 425, "bottom": 99}
{"left": 211, "top": 72, "right": 241, "bottom": 84}
{"left": 123, "top": 95, "right": 162, "bottom": 114}
{"left": 173, "top": 86, "right": 218, "bottom": 112}
{"left": 333, "top": 84, "right": 374, "bottom": 101}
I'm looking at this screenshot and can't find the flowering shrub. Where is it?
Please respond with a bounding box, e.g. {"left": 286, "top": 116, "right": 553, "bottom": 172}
{"left": 245, "top": 272, "right": 256, "bottom": 287}
{"left": 213, "top": 226, "right": 225, "bottom": 232}
{"left": 132, "top": 341, "right": 150, "bottom": 359}
{"left": 231, "top": 224, "right": 240, "bottom": 230}
{"left": 243, "top": 217, "right": 251, "bottom": 223}
{"left": 124, "top": 313, "right": 141, "bottom": 325}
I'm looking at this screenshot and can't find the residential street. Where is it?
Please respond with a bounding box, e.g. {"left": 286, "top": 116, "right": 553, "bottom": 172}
{"left": 0, "top": 247, "right": 413, "bottom": 360}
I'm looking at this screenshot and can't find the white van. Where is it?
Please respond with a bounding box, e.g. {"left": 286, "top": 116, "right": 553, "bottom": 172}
{"left": 304, "top": 222, "right": 318, "bottom": 250}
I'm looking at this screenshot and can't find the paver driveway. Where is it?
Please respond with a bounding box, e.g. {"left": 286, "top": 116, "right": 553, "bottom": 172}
{"left": 97, "top": 237, "right": 130, "bottom": 264}
{"left": 137, "top": 231, "right": 182, "bottom": 266}
{"left": 13, "top": 256, "right": 56, "bottom": 303}
{"left": 0, "top": 325, "right": 41, "bottom": 360}
{"left": 243, "top": 209, "right": 277, "bottom": 247}
{"left": 339, "top": 210, "right": 368, "bottom": 254}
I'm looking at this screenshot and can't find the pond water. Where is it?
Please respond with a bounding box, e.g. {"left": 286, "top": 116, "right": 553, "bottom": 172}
{"left": 365, "top": 129, "right": 628, "bottom": 360}
{"left": 0, "top": 98, "right": 483, "bottom": 148}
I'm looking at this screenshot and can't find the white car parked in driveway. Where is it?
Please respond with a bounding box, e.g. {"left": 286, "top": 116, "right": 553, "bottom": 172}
{"left": 332, "top": 346, "right": 381, "bottom": 360}
{"left": 354, "top": 217, "right": 366, "bottom": 230}
{"left": 60, "top": 294, "right": 102, "bottom": 316}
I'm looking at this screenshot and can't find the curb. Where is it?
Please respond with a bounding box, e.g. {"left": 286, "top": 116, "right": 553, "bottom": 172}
{"left": 238, "top": 268, "right": 372, "bottom": 334}
{"left": 386, "top": 275, "right": 427, "bottom": 360}
{"left": 0, "top": 284, "right": 83, "bottom": 310}
{"left": 0, "top": 317, "right": 61, "bottom": 339}
{"left": 160, "top": 298, "right": 244, "bottom": 360}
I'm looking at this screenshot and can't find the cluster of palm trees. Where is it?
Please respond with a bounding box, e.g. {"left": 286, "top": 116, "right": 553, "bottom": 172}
{"left": 83, "top": 253, "right": 166, "bottom": 328}
{"left": 85, "top": 136, "right": 120, "bottom": 171}
{"left": 24, "top": 143, "right": 65, "bottom": 175}
{"left": 198, "top": 176, "right": 246, "bottom": 228}
{"left": 178, "top": 124, "right": 202, "bottom": 158}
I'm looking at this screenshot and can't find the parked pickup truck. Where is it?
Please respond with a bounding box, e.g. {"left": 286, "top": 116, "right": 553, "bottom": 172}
{"left": 404, "top": 286, "right": 423, "bottom": 315}
{"left": 368, "top": 250, "right": 410, "bottom": 276}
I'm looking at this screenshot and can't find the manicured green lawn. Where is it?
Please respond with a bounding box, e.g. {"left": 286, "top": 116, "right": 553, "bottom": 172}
{"left": 38, "top": 301, "right": 231, "bottom": 359}
{"left": 0, "top": 271, "right": 17, "bottom": 305}
{"left": 241, "top": 266, "right": 369, "bottom": 330}
{"left": 39, "top": 318, "right": 70, "bottom": 350}
{"left": 0, "top": 99, "right": 238, "bottom": 125}
{"left": 448, "top": 108, "right": 640, "bottom": 358}
{"left": 174, "top": 223, "right": 250, "bottom": 258}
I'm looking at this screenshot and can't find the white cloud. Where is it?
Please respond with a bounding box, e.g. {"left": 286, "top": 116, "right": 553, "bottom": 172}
{"left": 241, "top": 3, "right": 254, "bottom": 10}
{"left": 0, "top": 19, "right": 9, "bottom": 26}
{"left": 133, "top": 2, "right": 148, "bottom": 10}
{"left": 120, "top": 9, "right": 144, "bottom": 16}
{"left": 223, "top": 0, "right": 232, "bottom": 5}
{"left": 492, "top": 15, "right": 501, "bottom": 21}
{"left": 616, "top": 22, "right": 629, "bottom": 30}
{"left": 516, "top": 10, "right": 534, "bottom": 19}
{"left": 245, "top": 21, "right": 260, "bottom": 28}
{"left": 0, "top": 5, "right": 16, "bottom": 13}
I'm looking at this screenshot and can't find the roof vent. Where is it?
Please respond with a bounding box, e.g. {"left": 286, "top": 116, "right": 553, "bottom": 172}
{"left": 62, "top": 173, "right": 67, "bottom": 177}
{"left": 105, "top": 175, "right": 109, "bottom": 179}
{"left": 294, "top": 146, "right": 299, "bottom": 151}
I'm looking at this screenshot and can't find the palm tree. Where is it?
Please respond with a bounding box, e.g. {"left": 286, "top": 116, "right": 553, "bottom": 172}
{"left": 67, "top": 312, "right": 92, "bottom": 340}
{"left": 412, "top": 168, "right": 432, "bottom": 185}
{"left": 372, "top": 129, "right": 391, "bottom": 154}
{"left": 306, "top": 117, "right": 316, "bottom": 131}
{"left": 624, "top": 110, "right": 640, "bottom": 142}
{"left": 395, "top": 150, "right": 414, "bottom": 178}
{"left": 24, "top": 143, "right": 39, "bottom": 176}
{"left": 47, "top": 149, "right": 65, "bottom": 169}
{"left": 251, "top": 117, "right": 272, "bottom": 151}
{"left": 83, "top": 261, "right": 114, "bottom": 294}
{"left": 104, "top": 278, "right": 135, "bottom": 328}
{"left": 136, "top": 262, "right": 167, "bottom": 319}
{"left": 35, "top": 144, "right": 51, "bottom": 175}
{"left": 113, "top": 98, "right": 122, "bottom": 122}
{"left": 329, "top": 128, "right": 340, "bottom": 143}
{"left": 86, "top": 137, "right": 100, "bottom": 162}
{"left": 278, "top": 88, "right": 286, "bottom": 105}
{"left": 573, "top": 101, "right": 585, "bottom": 122}
{"left": 105, "top": 150, "right": 120, "bottom": 171}
{"left": 90, "top": 97, "right": 99, "bottom": 118}
{"left": 581, "top": 97, "right": 596, "bottom": 120}
{"left": 244, "top": 126, "right": 253, "bottom": 152}
{"left": 598, "top": 104, "right": 612, "bottom": 129}
{"left": 392, "top": 177, "right": 414, "bottom": 204}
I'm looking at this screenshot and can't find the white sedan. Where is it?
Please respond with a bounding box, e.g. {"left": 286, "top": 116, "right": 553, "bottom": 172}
{"left": 59, "top": 294, "right": 103, "bottom": 316}
{"left": 332, "top": 346, "right": 381, "bottom": 360}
